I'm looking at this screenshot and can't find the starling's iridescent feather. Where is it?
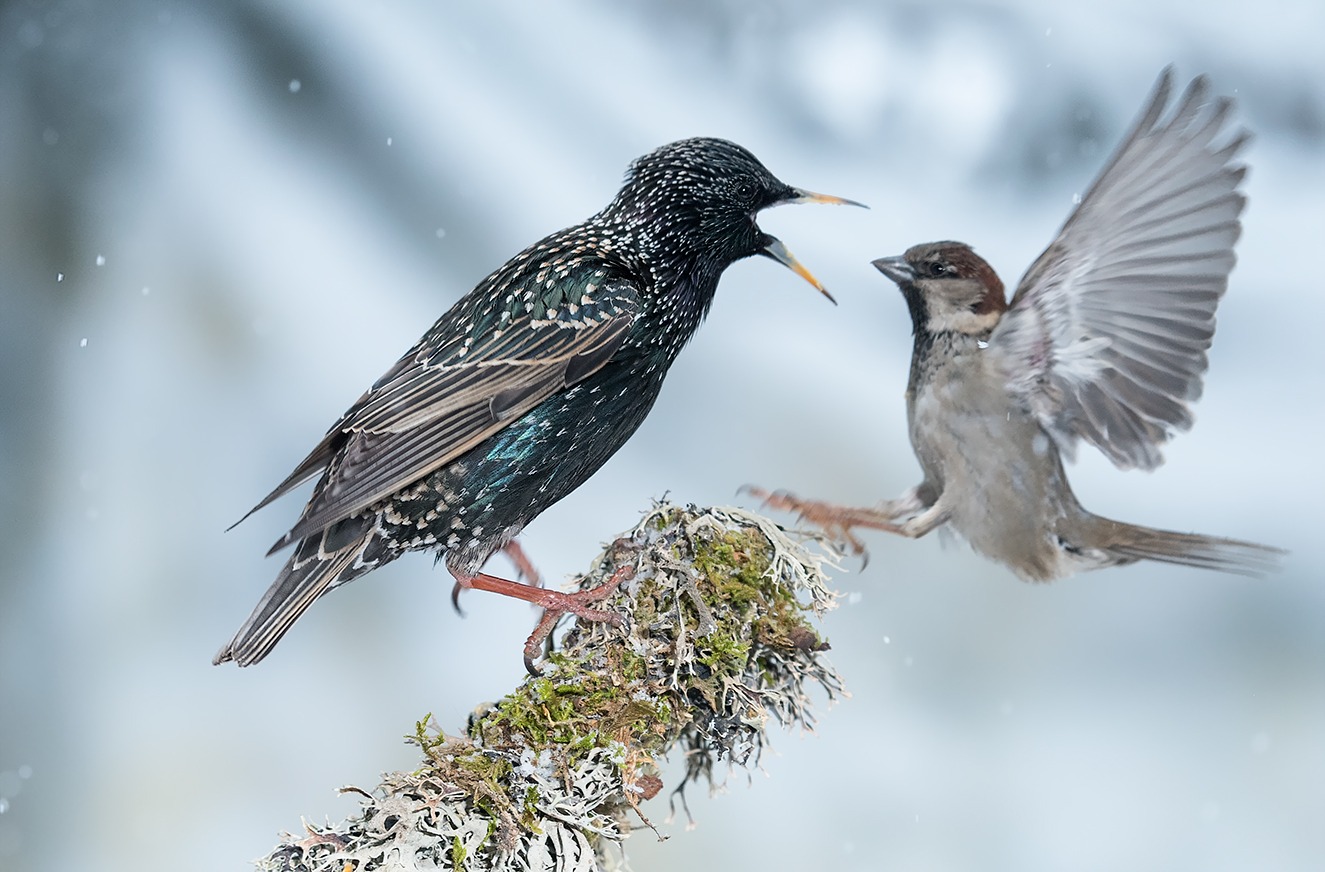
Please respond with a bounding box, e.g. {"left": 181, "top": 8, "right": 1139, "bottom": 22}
{"left": 258, "top": 263, "right": 642, "bottom": 552}
{"left": 991, "top": 67, "right": 1249, "bottom": 470}
{"left": 217, "top": 137, "right": 848, "bottom": 668}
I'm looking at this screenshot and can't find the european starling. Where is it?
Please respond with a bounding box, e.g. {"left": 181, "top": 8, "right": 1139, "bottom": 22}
{"left": 216, "top": 137, "right": 861, "bottom": 669}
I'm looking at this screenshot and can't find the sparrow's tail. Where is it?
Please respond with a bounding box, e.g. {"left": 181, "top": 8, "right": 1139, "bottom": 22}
{"left": 1096, "top": 517, "right": 1285, "bottom": 577}
{"left": 214, "top": 516, "right": 379, "bottom": 666}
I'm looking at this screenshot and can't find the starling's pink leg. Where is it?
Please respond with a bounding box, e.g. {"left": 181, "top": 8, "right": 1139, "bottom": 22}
{"left": 450, "top": 564, "right": 634, "bottom": 674}
{"left": 501, "top": 540, "right": 544, "bottom": 587}
{"left": 450, "top": 539, "right": 545, "bottom": 614}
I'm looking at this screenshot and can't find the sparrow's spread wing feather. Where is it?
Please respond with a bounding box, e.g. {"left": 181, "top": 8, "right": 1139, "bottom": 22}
{"left": 990, "top": 68, "right": 1249, "bottom": 470}
{"left": 244, "top": 268, "right": 642, "bottom": 552}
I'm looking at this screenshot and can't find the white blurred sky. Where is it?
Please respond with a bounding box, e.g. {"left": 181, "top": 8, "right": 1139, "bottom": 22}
{"left": 1, "top": 1, "right": 1322, "bottom": 870}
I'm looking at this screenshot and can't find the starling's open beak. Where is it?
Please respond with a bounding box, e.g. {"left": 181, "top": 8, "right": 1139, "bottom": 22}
{"left": 760, "top": 236, "right": 836, "bottom": 304}
{"left": 871, "top": 255, "right": 916, "bottom": 286}
{"left": 783, "top": 187, "right": 869, "bottom": 209}
{"left": 757, "top": 186, "right": 863, "bottom": 304}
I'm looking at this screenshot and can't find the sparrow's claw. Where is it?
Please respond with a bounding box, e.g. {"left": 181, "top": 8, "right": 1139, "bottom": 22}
{"left": 744, "top": 485, "right": 908, "bottom": 555}
{"left": 736, "top": 483, "right": 772, "bottom": 502}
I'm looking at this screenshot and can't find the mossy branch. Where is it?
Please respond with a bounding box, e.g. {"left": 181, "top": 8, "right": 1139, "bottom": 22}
{"left": 253, "top": 502, "right": 845, "bottom": 872}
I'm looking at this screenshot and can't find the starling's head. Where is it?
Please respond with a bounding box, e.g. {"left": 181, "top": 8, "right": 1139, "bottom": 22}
{"left": 606, "top": 137, "right": 862, "bottom": 301}
{"left": 872, "top": 241, "right": 1007, "bottom": 336}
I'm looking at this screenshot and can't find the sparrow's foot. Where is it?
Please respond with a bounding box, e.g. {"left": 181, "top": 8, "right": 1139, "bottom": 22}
{"left": 741, "top": 485, "right": 905, "bottom": 555}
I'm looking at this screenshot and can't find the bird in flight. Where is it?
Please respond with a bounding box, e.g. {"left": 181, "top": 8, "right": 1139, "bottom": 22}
{"left": 751, "top": 70, "right": 1281, "bottom": 580}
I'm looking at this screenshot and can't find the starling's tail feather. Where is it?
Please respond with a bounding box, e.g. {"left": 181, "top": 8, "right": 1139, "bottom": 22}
{"left": 214, "top": 520, "right": 374, "bottom": 667}
{"left": 1100, "top": 519, "right": 1285, "bottom": 577}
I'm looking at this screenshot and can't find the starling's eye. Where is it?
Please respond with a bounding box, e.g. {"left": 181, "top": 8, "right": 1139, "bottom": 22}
{"left": 926, "top": 261, "right": 951, "bottom": 278}
{"left": 735, "top": 179, "right": 757, "bottom": 201}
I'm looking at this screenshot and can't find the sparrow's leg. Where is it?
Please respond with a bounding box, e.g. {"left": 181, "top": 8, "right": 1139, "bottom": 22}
{"left": 889, "top": 499, "right": 952, "bottom": 539}
{"left": 743, "top": 485, "right": 929, "bottom": 554}
{"left": 450, "top": 563, "right": 634, "bottom": 674}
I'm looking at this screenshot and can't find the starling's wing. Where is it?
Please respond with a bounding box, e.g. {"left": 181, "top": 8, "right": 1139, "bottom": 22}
{"left": 249, "top": 268, "right": 642, "bottom": 552}
{"left": 988, "top": 69, "right": 1249, "bottom": 470}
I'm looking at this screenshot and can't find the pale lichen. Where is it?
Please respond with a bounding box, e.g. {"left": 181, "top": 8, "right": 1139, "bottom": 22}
{"left": 254, "top": 502, "right": 844, "bottom": 872}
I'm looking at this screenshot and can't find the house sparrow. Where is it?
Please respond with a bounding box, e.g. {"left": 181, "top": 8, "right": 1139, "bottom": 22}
{"left": 752, "top": 69, "right": 1282, "bottom": 580}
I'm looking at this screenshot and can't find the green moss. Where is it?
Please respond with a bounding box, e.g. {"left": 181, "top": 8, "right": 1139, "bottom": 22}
{"left": 411, "top": 712, "right": 445, "bottom": 755}
{"left": 521, "top": 785, "right": 542, "bottom": 831}
{"left": 261, "top": 504, "right": 841, "bottom": 872}
{"left": 607, "top": 642, "right": 648, "bottom": 684}
{"left": 468, "top": 648, "right": 676, "bottom": 762}
{"left": 676, "top": 517, "right": 829, "bottom": 699}
{"left": 453, "top": 749, "right": 512, "bottom": 785}
{"left": 697, "top": 628, "right": 751, "bottom": 675}
{"left": 628, "top": 575, "right": 662, "bottom": 631}
{"left": 752, "top": 595, "right": 827, "bottom": 653}
{"left": 425, "top": 507, "right": 830, "bottom": 860}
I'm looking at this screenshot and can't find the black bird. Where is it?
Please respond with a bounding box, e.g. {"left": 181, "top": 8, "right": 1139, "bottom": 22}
{"left": 216, "top": 137, "right": 861, "bottom": 669}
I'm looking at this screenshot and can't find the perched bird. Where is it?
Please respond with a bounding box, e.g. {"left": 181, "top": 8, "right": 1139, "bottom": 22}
{"left": 752, "top": 69, "right": 1281, "bottom": 580}
{"left": 216, "top": 137, "right": 861, "bottom": 669}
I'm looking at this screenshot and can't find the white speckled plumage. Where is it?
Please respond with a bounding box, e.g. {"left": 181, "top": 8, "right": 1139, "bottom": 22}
{"left": 217, "top": 137, "right": 856, "bottom": 666}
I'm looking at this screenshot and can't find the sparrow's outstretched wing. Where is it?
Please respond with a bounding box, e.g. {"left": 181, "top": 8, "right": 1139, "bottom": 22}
{"left": 990, "top": 68, "right": 1249, "bottom": 470}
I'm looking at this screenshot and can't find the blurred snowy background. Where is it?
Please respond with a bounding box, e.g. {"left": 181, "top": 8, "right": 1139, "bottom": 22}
{"left": 1, "top": 1, "right": 1322, "bottom": 870}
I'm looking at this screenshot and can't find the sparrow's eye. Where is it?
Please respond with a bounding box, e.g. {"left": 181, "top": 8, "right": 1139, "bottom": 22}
{"left": 926, "top": 261, "right": 951, "bottom": 278}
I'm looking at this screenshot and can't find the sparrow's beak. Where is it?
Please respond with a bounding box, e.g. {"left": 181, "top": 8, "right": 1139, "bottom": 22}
{"left": 760, "top": 236, "right": 836, "bottom": 305}
{"left": 782, "top": 187, "right": 869, "bottom": 209}
{"left": 871, "top": 255, "right": 916, "bottom": 286}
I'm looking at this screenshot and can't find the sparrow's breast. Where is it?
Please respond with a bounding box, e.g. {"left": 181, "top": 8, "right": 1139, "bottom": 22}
{"left": 908, "top": 338, "right": 1083, "bottom": 579}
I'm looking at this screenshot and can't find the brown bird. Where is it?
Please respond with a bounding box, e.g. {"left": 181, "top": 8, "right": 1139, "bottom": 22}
{"left": 752, "top": 69, "right": 1282, "bottom": 580}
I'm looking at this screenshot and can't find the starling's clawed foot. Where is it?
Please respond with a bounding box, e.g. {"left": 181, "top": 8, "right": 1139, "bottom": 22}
{"left": 452, "top": 539, "right": 546, "bottom": 618}
{"left": 742, "top": 485, "right": 905, "bottom": 556}
{"left": 521, "top": 564, "right": 635, "bottom": 674}
{"left": 502, "top": 540, "right": 545, "bottom": 588}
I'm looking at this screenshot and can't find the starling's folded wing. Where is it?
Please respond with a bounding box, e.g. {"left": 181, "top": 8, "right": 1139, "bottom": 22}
{"left": 242, "top": 268, "right": 642, "bottom": 552}
{"left": 988, "top": 68, "right": 1249, "bottom": 471}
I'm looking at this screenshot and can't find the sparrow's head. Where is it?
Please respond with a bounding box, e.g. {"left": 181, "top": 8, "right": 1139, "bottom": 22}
{"left": 872, "top": 242, "right": 1007, "bottom": 336}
